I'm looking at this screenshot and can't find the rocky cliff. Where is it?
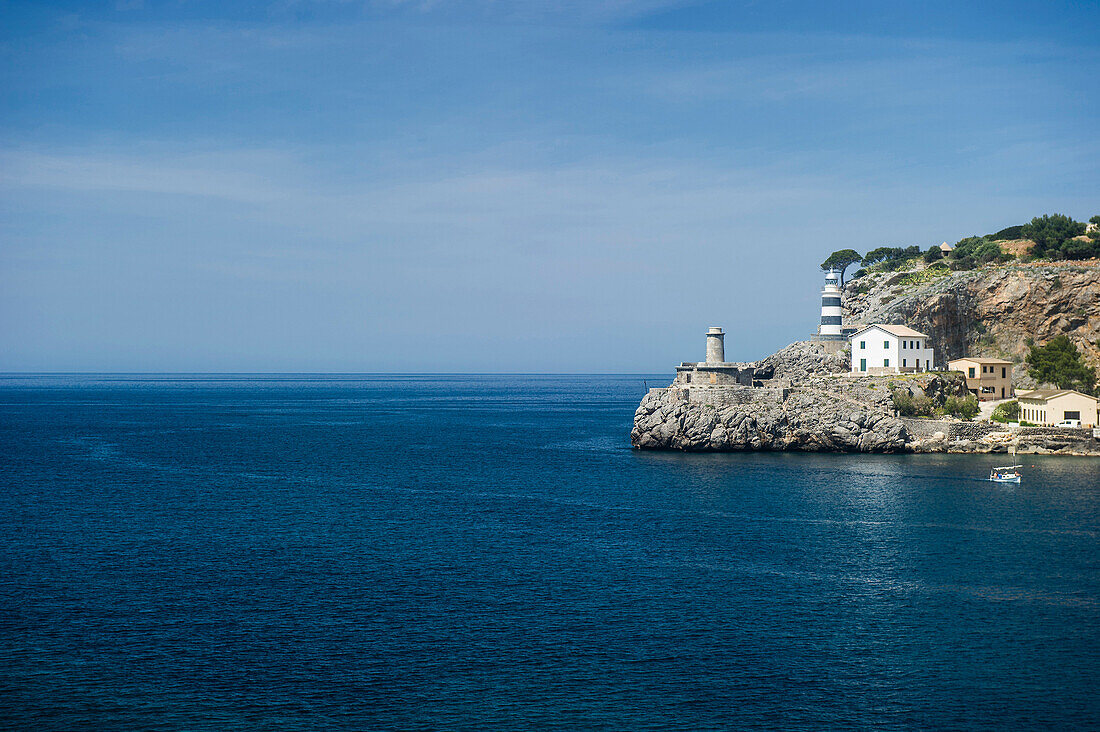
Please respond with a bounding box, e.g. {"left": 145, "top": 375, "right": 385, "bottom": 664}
{"left": 631, "top": 382, "right": 910, "bottom": 452}
{"left": 843, "top": 261, "right": 1100, "bottom": 388}
{"left": 632, "top": 346, "right": 971, "bottom": 453}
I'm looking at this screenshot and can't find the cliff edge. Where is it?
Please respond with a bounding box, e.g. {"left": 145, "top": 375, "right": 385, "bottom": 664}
{"left": 843, "top": 260, "right": 1100, "bottom": 388}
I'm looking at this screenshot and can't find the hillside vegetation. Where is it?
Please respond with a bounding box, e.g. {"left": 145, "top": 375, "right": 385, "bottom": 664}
{"left": 821, "top": 213, "right": 1100, "bottom": 282}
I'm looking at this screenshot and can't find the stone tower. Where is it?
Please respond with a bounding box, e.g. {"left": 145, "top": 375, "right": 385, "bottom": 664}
{"left": 705, "top": 327, "right": 725, "bottom": 364}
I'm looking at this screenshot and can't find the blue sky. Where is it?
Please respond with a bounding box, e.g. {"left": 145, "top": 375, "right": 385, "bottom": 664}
{"left": 1, "top": 0, "right": 1097, "bottom": 372}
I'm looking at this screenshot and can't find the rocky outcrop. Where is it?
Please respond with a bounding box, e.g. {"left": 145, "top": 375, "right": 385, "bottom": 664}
{"left": 631, "top": 385, "right": 910, "bottom": 452}
{"left": 753, "top": 340, "right": 848, "bottom": 380}
{"left": 630, "top": 342, "right": 1100, "bottom": 454}
{"left": 844, "top": 261, "right": 1100, "bottom": 387}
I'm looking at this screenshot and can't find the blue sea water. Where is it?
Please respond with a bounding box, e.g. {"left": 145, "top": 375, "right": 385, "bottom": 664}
{"left": 0, "top": 373, "right": 1097, "bottom": 730}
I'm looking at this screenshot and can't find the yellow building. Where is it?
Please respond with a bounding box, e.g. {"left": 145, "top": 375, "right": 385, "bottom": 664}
{"left": 947, "top": 357, "right": 1014, "bottom": 401}
{"left": 1017, "top": 389, "right": 1099, "bottom": 427}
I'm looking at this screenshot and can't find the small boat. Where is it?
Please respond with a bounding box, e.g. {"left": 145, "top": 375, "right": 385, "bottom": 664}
{"left": 990, "top": 444, "right": 1022, "bottom": 483}
{"left": 990, "top": 465, "right": 1022, "bottom": 483}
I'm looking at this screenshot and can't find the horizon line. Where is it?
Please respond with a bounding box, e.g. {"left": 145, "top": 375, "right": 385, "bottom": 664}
{"left": 0, "top": 371, "right": 670, "bottom": 376}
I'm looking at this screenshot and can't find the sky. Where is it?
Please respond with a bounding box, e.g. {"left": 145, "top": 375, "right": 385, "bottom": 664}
{"left": 1, "top": 0, "right": 1098, "bottom": 372}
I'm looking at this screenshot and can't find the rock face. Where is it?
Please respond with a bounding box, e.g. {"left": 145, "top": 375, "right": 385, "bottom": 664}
{"left": 843, "top": 261, "right": 1100, "bottom": 387}
{"left": 754, "top": 340, "right": 848, "bottom": 380}
{"left": 631, "top": 385, "right": 910, "bottom": 452}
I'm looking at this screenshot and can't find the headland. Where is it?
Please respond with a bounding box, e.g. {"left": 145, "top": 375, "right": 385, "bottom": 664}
{"left": 632, "top": 226, "right": 1100, "bottom": 456}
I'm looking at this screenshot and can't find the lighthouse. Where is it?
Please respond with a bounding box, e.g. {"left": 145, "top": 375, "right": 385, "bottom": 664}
{"left": 818, "top": 268, "right": 843, "bottom": 338}
{"left": 705, "top": 327, "right": 725, "bottom": 364}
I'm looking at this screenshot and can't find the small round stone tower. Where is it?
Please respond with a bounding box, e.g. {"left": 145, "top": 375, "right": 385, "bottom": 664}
{"left": 705, "top": 327, "right": 725, "bottom": 364}
{"left": 819, "top": 269, "right": 842, "bottom": 338}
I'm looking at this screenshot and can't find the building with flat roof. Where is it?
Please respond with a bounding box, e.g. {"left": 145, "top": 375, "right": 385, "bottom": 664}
{"left": 1017, "top": 389, "right": 1098, "bottom": 427}
{"left": 673, "top": 327, "right": 755, "bottom": 388}
{"left": 948, "top": 357, "right": 1014, "bottom": 401}
{"left": 848, "top": 324, "right": 935, "bottom": 375}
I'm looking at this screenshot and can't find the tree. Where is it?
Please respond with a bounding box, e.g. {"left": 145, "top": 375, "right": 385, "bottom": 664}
{"left": 1026, "top": 335, "right": 1097, "bottom": 394}
{"left": 923, "top": 246, "right": 943, "bottom": 263}
{"left": 862, "top": 246, "right": 901, "bottom": 266}
{"left": 991, "top": 400, "right": 1020, "bottom": 423}
{"left": 820, "top": 249, "right": 862, "bottom": 287}
{"left": 1062, "top": 237, "right": 1100, "bottom": 260}
{"left": 950, "top": 235, "right": 1006, "bottom": 266}
{"left": 1021, "top": 214, "right": 1086, "bottom": 258}
{"left": 992, "top": 225, "right": 1024, "bottom": 240}
{"left": 943, "top": 395, "right": 980, "bottom": 419}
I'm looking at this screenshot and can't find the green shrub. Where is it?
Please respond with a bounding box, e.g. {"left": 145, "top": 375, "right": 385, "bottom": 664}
{"left": 1022, "top": 214, "right": 1087, "bottom": 259}
{"left": 992, "top": 225, "right": 1025, "bottom": 240}
{"left": 943, "top": 395, "right": 980, "bottom": 419}
{"left": 899, "top": 267, "right": 950, "bottom": 286}
{"left": 991, "top": 400, "right": 1020, "bottom": 423}
{"left": 1061, "top": 237, "right": 1100, "bottom": 260}
{"left": 892, "top": 390, "right": 934, "bottom": 417}
{"left": 923, "top": 246, "right": 944, "bottom": 262}
{"left": 951, "top": 235, "right": 1007, "bottom": 264}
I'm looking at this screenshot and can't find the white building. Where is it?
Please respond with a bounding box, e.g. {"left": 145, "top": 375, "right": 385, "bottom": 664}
{"left": 849, "top": 324, "right": 935, "bottom": 375}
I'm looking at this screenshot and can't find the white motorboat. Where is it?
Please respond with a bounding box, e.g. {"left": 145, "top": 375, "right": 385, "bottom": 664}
{"left": 990, "top": 444, "right": 1022, "bottom": 483}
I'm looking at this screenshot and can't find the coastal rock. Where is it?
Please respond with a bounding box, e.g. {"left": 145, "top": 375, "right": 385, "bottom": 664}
{"left": 631, "top": 386, "right": 911, "bottom": 453}
{"left": 754, "top": 340, "right": 848, "bottom": 380}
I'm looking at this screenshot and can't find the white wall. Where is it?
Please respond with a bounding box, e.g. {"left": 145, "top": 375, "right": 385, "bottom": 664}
{"left": 850, "top": 327, "right": 934, "bottom": 373}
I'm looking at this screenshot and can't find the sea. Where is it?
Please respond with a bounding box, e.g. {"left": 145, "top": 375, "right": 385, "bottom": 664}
{"left": 0, "top": 374, "right": 1097, "bottom": 730}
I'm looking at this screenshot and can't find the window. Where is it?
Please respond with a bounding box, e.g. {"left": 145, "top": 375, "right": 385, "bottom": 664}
{"left": 902, "top": 359, "right": 907, "bottom": 367}
{"left": 884, "top": 340, "right": 889, "bottom": 349}
{"left": 884, "top": 358, "right": 889, "bottom": 368}
{"left": 860, "top": 358, "right": 866, "bottom": 371}
{"left": 901, "top": 341, "right": 906, "bottom": 349}
{"left": 1002, "top": 367, "right": 1007, "bottom": 378}
{"left": 1001, "top": 387, "right": 1005, "bottom": 398}
{"left": 916, "top": 359, "right": 920, "bottom": 368}
{"left": 685, "top": 373, "right": 691, "bottom": 383}
{"left": 916, "top": 341, "right": 920, "bottom": 349}
{"left": 968, "top": 367, "right": 975, "bottom": 378}
{"left": 1065, "top": 411, "right": 1081, "bottom": 420}
{"left": 860, "top": 341, "right": 865, "bottom": 349}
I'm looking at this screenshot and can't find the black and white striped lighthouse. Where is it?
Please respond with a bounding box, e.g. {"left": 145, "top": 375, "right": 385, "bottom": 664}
{"left": 819, "top": 268, "right": 843, "bottom": 338}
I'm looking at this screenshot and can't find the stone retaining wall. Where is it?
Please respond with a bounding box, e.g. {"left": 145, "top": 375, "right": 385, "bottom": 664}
{"left": 900, "top": 418, "right": 953, "bottom": 439}
{"left": 692, "top": 386, "right": 787, "bottom": 405}
{"left": 949, "top": 422, "right": 1005, "bottom": 440}
{"left": 1017, "top": 426, "right": 1098, "bottom": 440}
